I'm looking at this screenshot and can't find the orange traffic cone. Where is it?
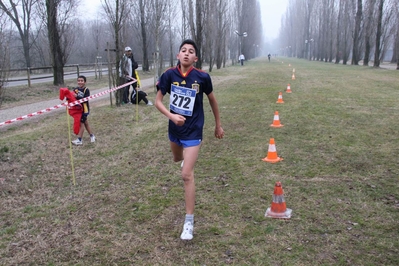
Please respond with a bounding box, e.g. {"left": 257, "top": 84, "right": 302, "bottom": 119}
{"left": 270, "top": 111, "right": 283, "bottom": 128}
{"left": 293, "top": 68, "right": 295, "bottom": 73}
{"left": 262, "top": 138, "right": 283, "bottom": 163}
{"left": 292, "top": 73, "right": 296, "bottom": 80}
{"left": 265, "top": 181, "right": 292, "bottom": 219}
{"left": 286, "top": 84, "right": 292, "bottom": 93}
{"left": 276, "top": 92, "right": 284, "bottom": 103}
{"left": 288, "top": 64, "right": 291, "bottom": 67}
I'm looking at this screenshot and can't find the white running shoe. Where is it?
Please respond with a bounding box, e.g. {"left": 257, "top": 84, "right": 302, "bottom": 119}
{"left": 90, "top": 135, "right": 96, "bottom": 143}
{"left": 180, "top": 221, "right": 193, "bottom": 240}
{"left": 147, "top": 101, "right": 153, "bottom": 106}
{"left": 72, "top": 139, "right": 82, "bottom": 146}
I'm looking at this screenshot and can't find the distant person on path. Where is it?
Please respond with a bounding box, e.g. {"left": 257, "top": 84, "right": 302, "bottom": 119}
{"left": 155, "top": 39, "right": 224, "bottom": 241}
{"left": 268, "top": 53, "right": 271, "bottom": 62}
{"left": 131, "top": 69, "right": 153, "bottom": 105}
{"left": 239, "top": 53, "right": 245, "bottom": 66}
{"left": 71, "top": 75, "right": 95, "bottom": 145}
{"left": 119, "top": 46, "right": 139, "bottom": 104}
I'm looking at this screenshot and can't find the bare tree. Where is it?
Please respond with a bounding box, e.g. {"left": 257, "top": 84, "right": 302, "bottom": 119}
{"left": 0, "top": 0, "right": 40, "bottom": 69}
{"left": 31, "top": 28, "right": 50, "bottom": 67}
{"left": 378, "top": 0, "right": 395, "bottom": 64}
{"left": 392, "top": 0, "right": 399, "bottom": 69}
{"left": 241, "top": 0, "right": 262, "bottom": 59}
{"left": 0, "top": 11, "right": 11, "bottom": 107}
{"left": 278, "top": 0, "right": 399, "bottom": 70}
{"left": 180, "top": 0, "right": 203, "bottom": 68}
{"left": 56, "top": 0, "right": 79, "bottom": 64}
{"left": 315, "top": 0, "right": 336, "bottom": 62}
{"left": 179, "top": 0, "right": 188, "bottom": 39}
{"left": 137, "top": 0, "right": 150, "bottom": 71}
{"left": 363, "top": 0, "right": 377, "bottom": 66}
{"left": 150, "top": 0, "right": 168, "bottom": 76}
{"left": 351, "top": 0, "right": 363, "bottom": 65}
{"left": 373, "top": 0, "right": 384, "bottom": 67}
{"left": 214, "top": 0, "right": 228, "bottom": 69}
{"left": 303, "top": 0, "right": 316, "bottom": 59}
{"left": 45, "top": 0, "right": 64, "bottom": 85}
{"left": 166, "top": 0, "right": 179, "bottom": 68}
{"left": 102, "top": 0, "right": 130, "bottom": 106}
{"left": 203, "top": 0, "right": 215, "bottom": 71}
{"left": 42, "top": 0, "right": 79, "bottom": 85}
{"left": 335, "top": 0, "right": 344, "bottom": 63}
{"left": 71, "top": 20, "right": 108, "bottom": 65}
{"left": 341, "top": 0, "right": 354, "bottom": 65}
{"left": 327, "top": 0, "right": 336, "bottom": 62}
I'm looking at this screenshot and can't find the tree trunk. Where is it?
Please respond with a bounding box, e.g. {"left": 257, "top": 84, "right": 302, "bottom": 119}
{"left": 46, "top": 0, "right": 64, "bottom": 86}
{"left": 390, "top": 34, "right": 398, "bottom": 63}
{"left": 393, "top": 25, "right": 399, "bottom": 66}
{"left": 215, "top": 0, "right": 224, "bottom": 70}
{"left": 363, "top": 0, "right": 376, "bottom": 66}
{"left": 335, "top": 0, "right": 344, "bottom": 64}
{"left": 342, "top": 0, "right": 352, "bottom": 65}
{"left": 195, "top": 0, "right": 203, "bottom": 69}
{"left": 351, "top": 0, "right": 362, "bottom": 65}
{"left": 116, "top": 0, "right": 123, "bottom": 106}
{"left": 373, "top": 0, "right": 384, "bottom": 67}
{"left": 0, "top": 0, "right": 34, "bottom": 69}
{"left": 328, "top": 0, "right": 335, "bottom": 63}
{"left": 139, "top": 0, "right": 149, "bottom": 71}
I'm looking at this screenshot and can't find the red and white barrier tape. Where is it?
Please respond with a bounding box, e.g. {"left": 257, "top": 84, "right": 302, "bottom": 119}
{"left": 0, "top": 79, "right": 136, "bottom": 127}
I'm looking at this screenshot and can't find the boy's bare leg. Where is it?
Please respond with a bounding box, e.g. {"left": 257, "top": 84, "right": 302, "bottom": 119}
{"left": 84, "top": 120, "right": 93, "bottom": 135}
{"left": 170, "top": 141, "right": 184, "bottom": 162}
{"left": 178, "top": 144, "right": 200, "bottom": 240}
{"left": 78, "top": 123, "right": 85, "bottom": 138}
{"left": 181, "top": 145, "right": 200, "bottom": 214}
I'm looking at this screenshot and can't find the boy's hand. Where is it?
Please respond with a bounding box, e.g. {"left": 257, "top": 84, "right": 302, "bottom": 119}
{"left": 215, "top": 126, "right": 224, "bottom": 139}
{"left": 171, "top": 114, "right": 186, "bottom": 126}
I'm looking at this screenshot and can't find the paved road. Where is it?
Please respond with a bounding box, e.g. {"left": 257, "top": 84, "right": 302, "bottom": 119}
{"left": 5, "top": 68, "right": 113, "bottom": 87}
{"left": 0, "top": 77, "right": 156, "bottom": 129}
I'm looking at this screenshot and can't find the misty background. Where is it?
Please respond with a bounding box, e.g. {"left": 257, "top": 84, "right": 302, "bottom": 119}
{"left": 0, "top": 0, "right": 398, "bottom": 85}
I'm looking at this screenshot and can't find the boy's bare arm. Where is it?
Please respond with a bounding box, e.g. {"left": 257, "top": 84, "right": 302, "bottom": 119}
{"left": 155, "top": 90, "right": 186, "bottom": 126}
{"left": 207, "top": 92, "right": 224, "bottom": 139}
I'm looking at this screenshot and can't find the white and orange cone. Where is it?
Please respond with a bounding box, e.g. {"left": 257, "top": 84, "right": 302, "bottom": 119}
{"left": 270, "top": 111, "right": 283, "bottom": 128}
{"left": 265, "top": 181, "right": 292, "bottom": 219}
{"left": 292, "top": 73, "right": 296, "bottom": 80}
{"left": 262, "top": 138, "right": 283, "bottom": 163}
{"left": 276, "top": 92, "right": 284, "bottom": 103}
{"left": 286, "top": 84, "right": 292, "bottom": 93}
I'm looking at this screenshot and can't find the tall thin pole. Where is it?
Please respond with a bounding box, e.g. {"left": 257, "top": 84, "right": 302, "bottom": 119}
{"left": 106, "top": 42, "right": 113, "bottom": 107}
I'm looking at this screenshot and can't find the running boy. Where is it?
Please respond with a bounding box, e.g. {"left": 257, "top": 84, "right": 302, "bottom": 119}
{"left": 155, "top": 39, "right": 224, "bottom": 240}
{"left": 71, "top": 75, "right": 96, "bottom": 145}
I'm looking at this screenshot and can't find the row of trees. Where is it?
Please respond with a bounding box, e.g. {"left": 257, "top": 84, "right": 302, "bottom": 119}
{"left": 0, "top": 0, "right": 263, "bottom": 101}
{"left": 279, "top": 0, "right": 399, "bottom": 69}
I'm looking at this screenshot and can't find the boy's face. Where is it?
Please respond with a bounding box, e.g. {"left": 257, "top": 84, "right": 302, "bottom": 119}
{"left": 177, "top": 44, "right": 198, "bottom": 66}
{"left": 77, "top": 78, "right": 86, "bottom": 88}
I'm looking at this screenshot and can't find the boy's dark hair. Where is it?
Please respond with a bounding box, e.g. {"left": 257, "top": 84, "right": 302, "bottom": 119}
{"left": 78, "top": 75, "right": 87, "bottom": 82}
{"left": 179, "top": 39, "right": 198, "bottom": 56}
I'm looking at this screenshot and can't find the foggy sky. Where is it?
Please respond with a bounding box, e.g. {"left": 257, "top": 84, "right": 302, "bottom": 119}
{"left": 81, "top": 0, "right": 289, "bottom": 40}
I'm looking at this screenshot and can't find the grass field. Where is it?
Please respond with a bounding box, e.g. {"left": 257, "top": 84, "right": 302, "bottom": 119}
{"left": 1, "top": 58, "right": 398, "bottom": 265}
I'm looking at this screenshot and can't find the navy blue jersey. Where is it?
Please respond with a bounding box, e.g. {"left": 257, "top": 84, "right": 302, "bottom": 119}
{"left": 157, "top": 65, "right": 213, "bottom": 140}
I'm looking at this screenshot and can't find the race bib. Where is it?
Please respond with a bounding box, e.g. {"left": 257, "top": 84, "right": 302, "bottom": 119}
{"left": 170, "top": 84, "right": 196, "bottom": 116}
